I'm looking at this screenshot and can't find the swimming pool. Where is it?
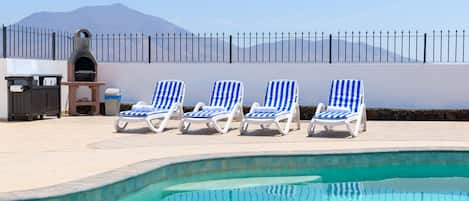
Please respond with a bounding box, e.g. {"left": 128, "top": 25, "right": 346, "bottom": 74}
{"left": 28, "top": 151, "right": 469, "bottom": 201}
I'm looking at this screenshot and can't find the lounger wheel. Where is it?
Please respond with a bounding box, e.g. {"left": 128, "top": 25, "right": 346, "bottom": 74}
{"left": 179, "top": 121, "right": 190, "bottom": 134}
{"left": 206, "top": 122, "right": 215, "bottom": 128}
{"left": 115, "top": 120, "right": 128, "bottom": 132}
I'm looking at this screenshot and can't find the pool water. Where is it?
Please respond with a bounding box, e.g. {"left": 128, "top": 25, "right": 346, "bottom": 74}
{"left": 117, "top": 163, "right": 469, "bottom": 201}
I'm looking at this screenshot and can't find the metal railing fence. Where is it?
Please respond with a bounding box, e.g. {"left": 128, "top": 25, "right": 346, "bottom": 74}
{"left": 2, "top": 24, "right": 467, "bottom": 64}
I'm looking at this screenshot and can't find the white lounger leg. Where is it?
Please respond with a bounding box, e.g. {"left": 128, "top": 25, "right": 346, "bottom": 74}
{"left": 146, "top": 118, "right": 158, "bottom": 133}
{"left": 282, "top": 115, "right": 293, "bottom": 135}
{"left": 146, "top": 104, "right": 183, "bottom": 133}
{"left": 115, "top": 119, "right": 128, "bottom": 132}
{"left": 294, "top": 104, "right": 301, "bottom": 130}
{"left": 361, "top": 105, "right": 367, "bottom": 132}
{"left": 307, "top": 103, "right": 325, "bottom": 136}
{"left": 148, "top": 114, "right": 170, "bottom": 133}
{"left": 307, "top": 120, "right": 316, "bottom": 136}
{"left": 352, "top": 104, "right": 367, "bottom": 137}
{"left": 214, "top": 104, "right": 241, "bottom": 134}
{"left": 213, "top": 117, "right": 232, "bottom": 134}
{"left": 275, "top": 103, "right": 301, "bottom": 135}
{"left": 239, "top": 119, "right": 248, "bottom": 135}
{"left": 179, "top": 120, "right": 191, "bottom": 134}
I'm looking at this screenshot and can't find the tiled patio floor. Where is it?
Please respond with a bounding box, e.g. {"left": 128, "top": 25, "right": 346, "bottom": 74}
{"left": 1, "top": 116, "right": 469, "bottom": 192}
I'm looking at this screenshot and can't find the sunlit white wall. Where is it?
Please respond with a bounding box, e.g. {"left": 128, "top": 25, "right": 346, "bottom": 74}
{"left": 1, "top": 58, "right": 469, "bottom": 120}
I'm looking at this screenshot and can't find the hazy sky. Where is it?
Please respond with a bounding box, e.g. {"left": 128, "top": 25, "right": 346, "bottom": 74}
{"left": 1, "top": 0, "right": 468, "bottom": 32}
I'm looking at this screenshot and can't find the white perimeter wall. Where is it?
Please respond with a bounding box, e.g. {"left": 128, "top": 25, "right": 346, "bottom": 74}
{"left": 1, "top": 58, "right": 469, "bottom": 119}
{"left": 99, "top": 63, "right": 469, "bottom": 109}
{"left": 0, "top": 59, "right": 6, "bottom": 119}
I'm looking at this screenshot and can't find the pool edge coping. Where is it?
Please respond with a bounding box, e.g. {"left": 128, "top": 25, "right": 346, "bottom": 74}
{"left": 2, "top": 146, "right": 469, "bottom": 201}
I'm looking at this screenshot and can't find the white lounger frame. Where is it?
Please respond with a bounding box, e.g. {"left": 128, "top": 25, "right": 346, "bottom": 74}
{"left": 115, "top": 83, "right": 185, "bottom": 133}
{"left": 240, "top": 102, "right": 300, "bottom": 135}
{"left": 240, "top": 81, "right": 300, "bottom": 135}
{"left": 307, "top": 89, "right": 367, "bottom": 137}
{"left": 308, "top": 103, "right": 367, "bottom": 137}
{"left": 180, "top": 83, "right": 244, "bottom": 134}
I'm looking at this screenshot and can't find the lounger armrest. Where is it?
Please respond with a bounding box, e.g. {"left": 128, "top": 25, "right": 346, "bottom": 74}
{"left": 193, "top": 102, "right": 206, "bottom": 112}
{"left": 168, "top": 102, "right": 183, "bottom": 112}
{"left": 290, "top": 102, "right": 300, "bottom": 112}
{"left": 230, "top": 102, "right": 243, "bottom": 115}
{"left": 249, "top": 102, "right": 261, "bottom": 113}
{"left": 314, "top": 103, "right": 326, "bottom": 117}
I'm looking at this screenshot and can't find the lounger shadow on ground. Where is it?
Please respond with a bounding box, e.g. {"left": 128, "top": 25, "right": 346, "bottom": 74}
{"left": 308, "top": 130, "right": 353, "bottom": 138}
{"left": 238, "top": 129, "right": 285, "bottom": 137}
{"left": 5, "top": 116, "right": 58, "bottom": 123}
{"left": 179, "top": 128, "right": 239, "bottom": 135}
{"left": 115, "top": 126, "right": 179, "bottom": 134}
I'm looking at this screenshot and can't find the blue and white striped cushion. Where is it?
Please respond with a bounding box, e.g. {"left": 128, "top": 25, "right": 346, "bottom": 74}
{"left": 120, "top": 80, "right": 185, "bottom": 118}
{"left": 184, "top": 109, "right": 229, "bottom": 118}
{"left": 315, "top": 110, "right": 355, "bottom": 119}
{"left": 185, "top": 80, "right": 243, "bottom": 119}
{"left": 245, "top": 80, "right": 298, "bottom": 119}
{"left": 208, "top": 80, "right": 243, "bottom": 111}
{"left": 151, "top": 80, "right": 185, "bottom": 110}
{"left": 245, "top": 111, "right": 288, "bottom": 118}
{"left": 328, "top": 80, "right": 362, "bottom": 113}
{"left": 120, "top": 109, "right": 169, "bottom": 117}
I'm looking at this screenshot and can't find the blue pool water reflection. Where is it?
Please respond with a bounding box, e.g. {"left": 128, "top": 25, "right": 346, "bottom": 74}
{"left": 161, "top": 178, "right": 469, "bottom": 201}
{"left": 110, "top": 152, "right": 469, "bottom": 201}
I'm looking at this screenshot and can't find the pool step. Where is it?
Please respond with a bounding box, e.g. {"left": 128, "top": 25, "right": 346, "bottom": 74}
{"left": 165, "top": 175, "right": 322, "bottom": 191}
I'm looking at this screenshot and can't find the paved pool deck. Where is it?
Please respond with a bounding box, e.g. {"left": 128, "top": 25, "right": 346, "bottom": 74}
{"left": 1, "top": 116, "right": 469, "bottom": 193}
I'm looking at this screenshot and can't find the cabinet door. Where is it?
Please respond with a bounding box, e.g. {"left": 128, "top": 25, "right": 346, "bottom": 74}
{"left": 31, "top": 89, "right": 46, "bottom": 114}
{"left": 45, "top": 88, "right": 60, "bottom": 113}
{"left": 11, "top": 91, "right": 31, "bottom": 115}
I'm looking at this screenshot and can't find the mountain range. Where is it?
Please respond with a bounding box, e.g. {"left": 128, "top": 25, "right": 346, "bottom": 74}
{"left": 16, "top": 3, "right": 187, "bottom": 34}
{"left": 13, "top": 3, "right": 411, "bottom": 62}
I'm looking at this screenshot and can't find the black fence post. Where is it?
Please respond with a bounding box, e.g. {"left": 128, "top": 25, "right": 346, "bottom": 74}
{"left": 2, "top": 25, "right": 6, "bottom": 58}
{"left": 329, "top": 34, "right": 332, "bottom": 64}
{"left": 229, "top": 35, "right": 232, "bottom": 63}
{"left": 148, "top": 35, "right": 151, "bottom": 63}
{"left": 52, "top": 32, "right": 56, "bottom": 60}
{"left": 423, "top": 33, "right": 427, "bottom": 64}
